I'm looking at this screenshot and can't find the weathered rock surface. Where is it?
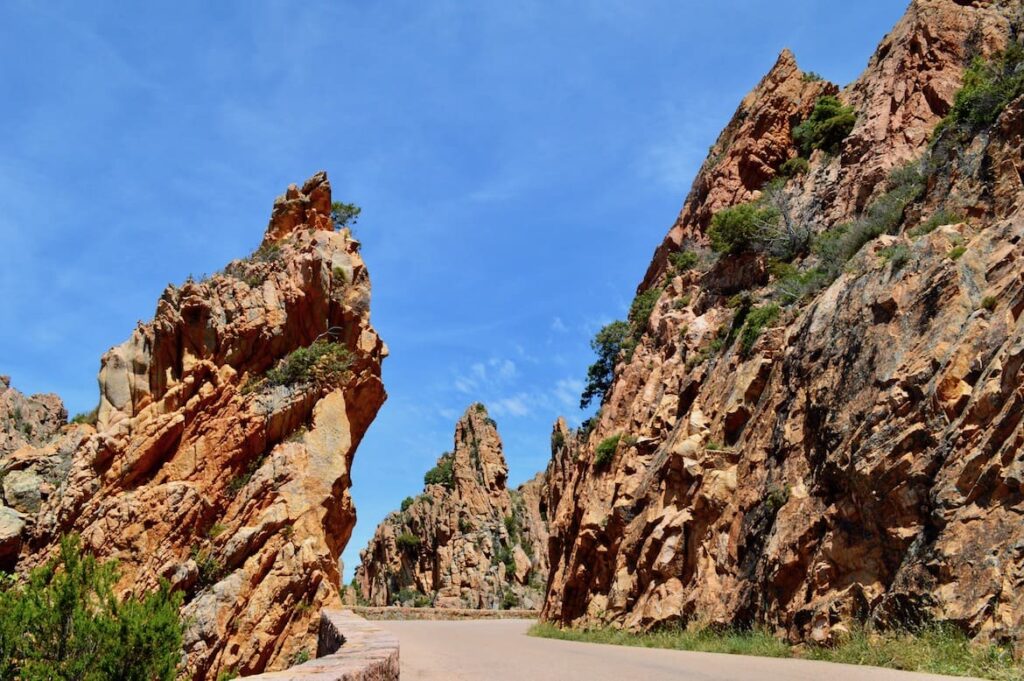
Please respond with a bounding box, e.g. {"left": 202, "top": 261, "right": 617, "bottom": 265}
{"left": 543, "top": 0, "right": 1024, "bottom": 650}
{"left": 0, "top": 378, "right": 67, "bottom": 458}
{"left": 14, "top": 172, "right": 387, "bottom": 679}
{"left": 355, "top": 404, "right": 548, "bottom": 610}
{"left": 0, "top": 380, "right": 83, "bottom": 566}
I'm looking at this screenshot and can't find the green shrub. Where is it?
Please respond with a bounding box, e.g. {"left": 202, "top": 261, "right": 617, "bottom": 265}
{"left": 0, "top": 535, "right": 183, "bottom": 681}
{"left": 503, "top": 514, "right": 521, "bottom": 541}
{"left": 70, "top": 407, "right": 99, "bottom": 426}
{"left": 801, "top": 71, "right": 824, "bottom": 83}
{"left": 879, "top": 244, "right": 911, "bottom": 270}
{"left": 771, "top": 264, "right": 829, "bottom": 305}
{"left": 424, "top": 453, "right": 455, "bottom": 488}
{"left": 814, "top": 163, "right": 924, "bottom": 275}
{"left": 765, "top": 485, "right": 790, "bottom": 511}
{"left": 331, "top": 201, "right": 361, "bottom": 229}
{"left": 594, "top": 435, "right": 621, "bottom": 469}
{"left": 207, "top": 523, "right": 227, "bottom": 539}
{"left": 264, "top": 340, "right": 351, "bottom": 390}
{"left": 501, "top": 591, "right": 520, "bottom": 610}
{"left": 792, "top": 95, "right": 857, "bottom": 156}
{"left": 778, "top": 157, "right": 809, "bottom": 177}
{"left": 980, "top": 295, "right": 998, "bottom": 312}
{"left": 628, "top": 287, "right": 663, "bottom": 339}
{"left": 288, "top": 649, "right": 311, "bottom": 667}
{"left": 395, "top": 533, "right": 421, "bottom": 553}
{"left": 706, "top": 440, "right": 724, "bottom": 451}
{"left": 949, "top": 245, "right": 967, "bottom": 260}
{"left": 910, "top": 208, "right": 964, "bottom": 238}
{"left": 944, "top": 42, "right": 1024, "bottom": 135}
{"left": 331, "top": 266, "right": 348, "bottom": 284}
{"left": 669, "top": 250, "right": 700, "bottom": 273}
{"left": 191, "top": 545, "right": 226, "bottom": 589}
{"left": 400, "top": 497, "right": 415, "bottom": 512}
{"left": 551, "top": 429, "right": 566, "bottom": 450}
{"left": 580, "top": 321, "right": 631, "bottom": 409}
{"left": 738, "top": 304, "right": 780, "bottom": 356}
{"left": 708, "top": 203, "right": 780, "bottom": 254}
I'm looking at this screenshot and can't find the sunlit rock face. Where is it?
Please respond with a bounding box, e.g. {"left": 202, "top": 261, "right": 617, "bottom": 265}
{"left": 356, "top": 404, "right": 549, "bottom": 610}
{"left": 542, "top": 0, "right": 1024, "bottom": 649}
{"left": 14, "top": 172, "right": 387, "bottom": 678}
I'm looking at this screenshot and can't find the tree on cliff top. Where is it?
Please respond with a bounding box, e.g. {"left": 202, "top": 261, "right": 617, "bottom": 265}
{"left": 580, "top": 321, "right": 630, "bottom": 409}
{"left": 0, "top": 535, "right": 183, "bottom": 681}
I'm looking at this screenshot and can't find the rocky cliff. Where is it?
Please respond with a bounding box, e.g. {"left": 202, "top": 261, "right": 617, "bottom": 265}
{"left": 8, "top": 172, "right": 387, "bottom": 678}
{"left": 355, "top": 404, "right": 548, "bottom": 609}
{"left": 544, "top": 0, "right": 1024, "bottom": 650}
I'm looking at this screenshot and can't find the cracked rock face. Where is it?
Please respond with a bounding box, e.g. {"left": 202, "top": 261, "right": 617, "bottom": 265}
{"left": 9, "top": 172, "right": 387, "bottom": 679}
{"left": 543, "top": 0, "right": 1024, "bottom": 649}
{"left": 355, "top": 404, "right": 549, "bottom": 610}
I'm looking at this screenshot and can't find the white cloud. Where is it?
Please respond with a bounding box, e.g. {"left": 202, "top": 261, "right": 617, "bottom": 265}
{"left": 551, "top": 316, "right": 567, "bottom": 333}
{"left": 490, "top": 394, "right": 531, "bottom": 418}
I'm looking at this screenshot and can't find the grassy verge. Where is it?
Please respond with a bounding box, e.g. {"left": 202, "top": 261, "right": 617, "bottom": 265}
{"left": 528, "top": 622, "right": 1023, "bottom": 680}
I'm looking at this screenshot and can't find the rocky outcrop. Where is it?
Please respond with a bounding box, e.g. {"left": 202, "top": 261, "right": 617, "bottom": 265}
{"left": 14, "top": 172, "right": 387, "bottom": 679}
{"left": 0, "top": 379, "right": 83, "bottom": 567}
{"left": 355, "top": 404, "right": 548, "bottom": 610}
{"left": 0, "top": 377, "right": 67, "bottom": 459}
{"left": 543, "top": 0, "right": 1024, "bottom": 650}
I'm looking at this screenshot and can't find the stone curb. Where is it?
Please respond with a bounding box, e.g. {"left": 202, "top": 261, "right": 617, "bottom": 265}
{"left": 248, "top": 610, "right": 399, "bottom": 680}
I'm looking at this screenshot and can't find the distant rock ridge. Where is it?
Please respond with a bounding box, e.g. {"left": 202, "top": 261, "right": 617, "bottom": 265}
{"left": 542, "top": 0, "right": 1024, "bottom": 650}
{"left": 3, "top": 171, "right": 387, "bottom": 679}
{"left": 355, "top": 404, "right": 549, "bottom": 610}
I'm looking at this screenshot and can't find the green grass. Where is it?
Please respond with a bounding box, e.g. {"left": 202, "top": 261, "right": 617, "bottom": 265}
{"left": 529, "top": 622, "right": 1023, "bottom": 680}
{"left": 528, "top": 622, "right": 789, "bottom": 658}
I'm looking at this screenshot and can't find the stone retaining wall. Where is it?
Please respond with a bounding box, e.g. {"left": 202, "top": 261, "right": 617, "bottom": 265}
{"left": 352, "top": 605, "right": 539, "bottom": 621}
{"left": 248, "top": 610, "right": 398, "bottom": 680}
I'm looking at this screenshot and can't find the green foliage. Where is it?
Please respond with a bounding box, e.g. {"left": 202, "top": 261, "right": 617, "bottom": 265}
{"left": 423, "top": 453, "right": 455, "bottom": 489}
{"left": 263, "top": 340, "right": 352, "bottom": 390}
{"left": 253, "top": 242, "right": 282, "bottom": 264}
{"left": 879, "top": 244, "right": 911, "bottom": 270}
{"left": 778, "top": 157, "right": 809, "bottom": 178}
{"left": 70, "top": 407, "right": 99, "bottom": 427}
{"left": 458, "top": 517, "right": 472, "bottom": 533}
{"left": 206, "top": 523, "right": 227, "bottom": 539}
{"left": 594, "top": 434, "right": 620, "bottom": 469}
{"left": 669, "top": 250, "right": 700, "bottom": 273}
{"left": 501, "top": 591, "right": 520, "bottom": 610}
{"left": 400, "top": 497, "right": 415, "bottom": 512}
{"left": 493, "top": 546, "right": 516, "bottom": 575}
{"left": 765, "top": 485, "right": 790, "bottom": 511}
{"left": 706, "top": 440, "right": 724, "bottom": 451}
{"left": 801, "top": 71, "right": 824, "bottom": 83}
{"left": 943, "top": 42, "right": 1024, "bottom": 135}
{"left": 814, "top": 163, "right": 924, "bottom": 275}
{"left": 738, "top": 304, "right": 780, "bottom": 356}
{"left": 580, "top": 321, "right": 631, "bottom": 409}
{"left": 330, "top": 201, "right": 362, "bottom": 229}
{"left": 770, "top": 263, "right": 829, "bottom": 305}
{"left": 191, "top": 545, "right": 226, "bottom": 590}
{"left": 949, "top": 245, "right": 967, "bottom": 260}
{"left": 392, "top": 588, "right": 429, "bottom": 607}
{"left": 792, "top": 95, "right": 857, "bottom": 156}
{"left": 528, "top": 622, "right": 789, "bottom": 659}
{"left": 981, "top": 295, "right": 997, "bottom": 312}
{"left": 331, "top": 266, "right": 348, "bottom": 284}
{"left": 805, "top": 623, "right": 1021, "bottom": 681}
{"left": 503, "top": 513, "right": 522, "bottom": 543}
{"left": 0, "top": 535, "right": 183, "bottom": 681}
{"left": 529, "top": 622, "right": 1023, "bottom": 679}
{"left": 628, "top": 287, "right": 663, "bottom": 339}
{"left": 550, "top": 429, "right": 566, "bottom": 451}
{"left": 288, "top": 649, "right": 311, "bottom": 667}
{"left": 708, "top": 203, "right": 780, "bottom": 255}
{"left": 215, "top": 670, "right": 238, "bottom": 681}
{"left": 395, "top": 532, "right": 421, "bottom": 553}
{"left": 910, "top": 208, "right": 964, "bottom": 238}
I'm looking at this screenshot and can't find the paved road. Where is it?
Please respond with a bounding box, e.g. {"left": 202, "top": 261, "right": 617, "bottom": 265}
{"left": 377, "top": 619, "right": 982, "bottom": 681}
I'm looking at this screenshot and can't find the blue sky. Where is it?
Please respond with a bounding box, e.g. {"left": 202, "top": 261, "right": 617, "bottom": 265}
{"left": 0, "top": 1, "right": 907, "bottom": 579}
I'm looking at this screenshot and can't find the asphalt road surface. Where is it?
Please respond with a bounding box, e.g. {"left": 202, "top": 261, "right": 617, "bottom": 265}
{"left": 377, "top": 619, "right": 982, "bottom": 681}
